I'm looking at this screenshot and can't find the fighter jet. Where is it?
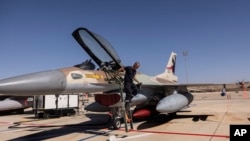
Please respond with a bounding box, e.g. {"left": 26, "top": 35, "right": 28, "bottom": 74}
{"left": 0, "top": 27, "right": 198, "bottom": 129}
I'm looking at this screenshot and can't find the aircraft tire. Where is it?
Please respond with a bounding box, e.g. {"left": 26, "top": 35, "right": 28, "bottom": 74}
{"left": 112, "top": 118, "right": 121, "bottom": 130}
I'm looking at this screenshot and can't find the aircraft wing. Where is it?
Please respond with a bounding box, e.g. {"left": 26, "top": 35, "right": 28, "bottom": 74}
{"left": 184, "top": 83, "right": 242, "bottom": 92}
{"left": 139, "top": 82, "right": 244, "bottom": 93}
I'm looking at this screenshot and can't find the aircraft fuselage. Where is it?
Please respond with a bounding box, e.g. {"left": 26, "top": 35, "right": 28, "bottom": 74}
{"left": 0, "top": 67, "right": 119, "bottom": 96}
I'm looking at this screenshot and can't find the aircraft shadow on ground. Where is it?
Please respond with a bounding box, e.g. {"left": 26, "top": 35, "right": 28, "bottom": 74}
{"left": 7, "top": 113, "right": 116, "bottom": 141}
{"left": 137, "top": 113, "right": 214, "bottom": 130}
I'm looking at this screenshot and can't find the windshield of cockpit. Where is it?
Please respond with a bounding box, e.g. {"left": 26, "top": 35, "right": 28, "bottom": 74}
{"left": 79, "top": 30, "right": 121, "bottom": 65}
{"left": 93, "top": 32, "right": 121, "bottom": 64}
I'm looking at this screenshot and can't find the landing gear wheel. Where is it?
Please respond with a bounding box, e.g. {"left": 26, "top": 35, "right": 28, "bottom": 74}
{"left": 112, "top": 118, "right": 121, "bottom": 130}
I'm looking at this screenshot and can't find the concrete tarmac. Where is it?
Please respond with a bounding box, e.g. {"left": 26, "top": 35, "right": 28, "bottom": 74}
{"left": 0, "top": 91, "right": 249, "bottom": 141}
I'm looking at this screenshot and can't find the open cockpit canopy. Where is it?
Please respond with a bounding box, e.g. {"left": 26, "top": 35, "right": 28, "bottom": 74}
{"left": 72, "top": 27, "right": 123, "bottom": 71}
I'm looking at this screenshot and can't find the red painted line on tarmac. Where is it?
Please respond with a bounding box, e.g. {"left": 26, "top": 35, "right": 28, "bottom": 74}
{"left": 0, "top": 122, "right": 13, "bottom": 125}
{"left": 119, "top": 129, "right": 229, "bottom": 138}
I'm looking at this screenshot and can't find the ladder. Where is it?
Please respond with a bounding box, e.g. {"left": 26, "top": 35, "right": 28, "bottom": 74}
{"left": 102, "top": 67, "right": 134, "bottom": 132}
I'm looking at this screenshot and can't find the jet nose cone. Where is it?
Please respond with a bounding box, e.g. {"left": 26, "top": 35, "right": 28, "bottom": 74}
{"left": 0, "top": 70, "right": 66, "bottom": 95}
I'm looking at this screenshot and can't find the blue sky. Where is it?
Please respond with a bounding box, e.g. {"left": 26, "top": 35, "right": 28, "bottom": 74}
{"left": 1, "top": 0, "right": 250, "bottom": 83}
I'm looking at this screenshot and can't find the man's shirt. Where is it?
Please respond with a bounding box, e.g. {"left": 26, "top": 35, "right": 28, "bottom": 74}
{"left": 124, "top": 66, "right": 136, "bottom": 83}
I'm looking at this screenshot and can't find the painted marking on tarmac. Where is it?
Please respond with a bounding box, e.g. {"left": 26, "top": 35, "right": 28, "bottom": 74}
{"left": 118, "top": 129, "right": 229, "bottom": 138}
{"left": 0, "top": 121, "right": 13, "bottom": 125}
{"left": 112, "top": 133, "right": 153, "bottom": 141}
{"left": 77, "top": 130, "right": 113, "bottom": 141}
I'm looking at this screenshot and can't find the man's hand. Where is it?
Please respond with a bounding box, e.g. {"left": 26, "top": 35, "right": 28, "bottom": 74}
{"left": 136, "top": 82, "right": 142, "bottom": 90}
